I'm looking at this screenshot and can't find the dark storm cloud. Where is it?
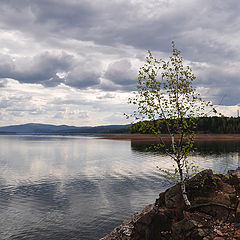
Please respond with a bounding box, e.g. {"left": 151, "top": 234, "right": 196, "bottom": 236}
{"left": 0, "top": 0, "right": 239, "bottom": 105}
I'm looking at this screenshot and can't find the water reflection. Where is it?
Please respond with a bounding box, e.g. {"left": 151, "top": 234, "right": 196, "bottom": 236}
{"left": 0, "top": 136, "right": 166, "bottom": 239}
{"left": 131, "top": 140, "right": 240, "bottom": 155}
{"left": 195, "top": 141, "right": 240, "bottom": 155}
{"left": 131, "top": 140, "right": 239, "bottom": 174}
{"left": 0, "top": 135, "right": 239, "bottom": 239}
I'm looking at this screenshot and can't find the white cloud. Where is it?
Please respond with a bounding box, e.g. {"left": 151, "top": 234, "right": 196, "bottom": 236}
{"left": 0, "top": 0, "right": 239, "bottom": 125}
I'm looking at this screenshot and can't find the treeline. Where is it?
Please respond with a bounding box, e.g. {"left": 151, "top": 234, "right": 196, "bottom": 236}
{"left": 57, "top": 125, "right": 131, "bottom": 134}
{"left": 131, "top": 117, "right": 240, "bottom": 134}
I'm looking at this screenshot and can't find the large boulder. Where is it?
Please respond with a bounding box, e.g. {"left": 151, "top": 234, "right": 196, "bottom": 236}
{"left": 101, "top": 168, "right": 240, "bottom": 240}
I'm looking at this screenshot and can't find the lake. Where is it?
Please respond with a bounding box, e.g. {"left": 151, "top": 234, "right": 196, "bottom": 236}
{"left": 0, "top": 135, "right": 239, "bottom": 239}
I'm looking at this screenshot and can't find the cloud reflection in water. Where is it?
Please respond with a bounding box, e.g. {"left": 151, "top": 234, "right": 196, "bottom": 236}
{"left": 0, "top": 135, "right": 239, "bottom": 239}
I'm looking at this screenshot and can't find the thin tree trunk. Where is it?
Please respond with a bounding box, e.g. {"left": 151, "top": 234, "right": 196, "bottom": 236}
{"left": 177, "top": 161, "right": 191, "bottom": 207}
{"left": 238, "top": 152, "right": 240, "bottom": 169}
{"left": 172, "top": 134, "right": 191, "bottom": 207}
{"left": 180, "top": 182, "right": 191, "bottom": 207}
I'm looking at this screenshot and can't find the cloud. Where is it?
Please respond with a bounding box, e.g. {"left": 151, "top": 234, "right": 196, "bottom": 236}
{"left": 0, "top": 52, "right": 73, "bottom": 86}
{"left": 1, "top": 0, "right": 240, "bottom": 57}
{"left": 104, "top": 59, "right": 137, "bottom": 87}
{"left": 0, "top": 0, "right": 239, "bottom": 126}
{"left": 0, "top": 51, "right": 104, "bottom": 89}
{"left": 192, "top": 61, "right": 240, "bottom": 105}
{"left": 0, "top": 79, "right": 8, "bottom": 88}
{"left": 65, "top": 62, "right": 101, "bottom": 89}
{"left": 96, "top": 93, "right": 116, "bottom": 99}
{"left": 54, "top": 110, "right": 88, "bottom": 120}
{"left": 0, "top": 98, "right": 11, "bottom": 109}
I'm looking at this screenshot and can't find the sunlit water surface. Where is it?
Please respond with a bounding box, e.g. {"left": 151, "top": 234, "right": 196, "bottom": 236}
{"left": 0, "top": 135, "right": 239, "bottom": 240}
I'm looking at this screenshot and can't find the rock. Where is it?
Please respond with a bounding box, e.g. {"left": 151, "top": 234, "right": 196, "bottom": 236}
{"left": 171, "top": 211, "right": 212, "bottom": 240}
{"left": 101, "top": 168, "right": 240, "bottom": 240}
{"left": 186, "top": 170, "right": 238, "bottom": 221}
{"left": 215, "top": 229, "right": 224, "bottom": 236}
{"left": 234, "top": 229, "right": 240, "bottom": 239}
{"left": 100, "top": 204, "right": 157, "bottom": 240}
{"left": 148, "top": 208, "right": 173, "bottom": 239}
{"left": 187, "top": 170, "right": 235, "bottom": 207}
{"left": 164, "top": 184, "right": 183, "bottom": 209}
{"left": 236, "top": 198, "right": 240, "bottom": 223}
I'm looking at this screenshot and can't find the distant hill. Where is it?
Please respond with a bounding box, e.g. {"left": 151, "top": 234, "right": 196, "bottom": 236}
{"left": 0, "top": 123, "right": 130, "bottom": 135}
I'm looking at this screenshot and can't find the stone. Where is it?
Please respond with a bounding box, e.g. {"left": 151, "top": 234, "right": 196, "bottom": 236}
{"left": 236, "top": 198, "right": 240, "bottom": 222}
{"left": 234, "top": 229, "right": 240, "bottom": 239}
{"left": 171, "top": 211, "right": 212, "bottom": 240}
{"left": 101, "top": 168, "right": 240, "bottom": 240}
{"left": 215, "top": 229, "right": 224, "bottom": 236}
{"left": 164, "top": 184, "right": 183, "bottom": 209}
{"left": 191, "top": 228, "right": 208, "bottom": 240}
{"left": 149, "top": 209, "right": 172, "bottom": 238}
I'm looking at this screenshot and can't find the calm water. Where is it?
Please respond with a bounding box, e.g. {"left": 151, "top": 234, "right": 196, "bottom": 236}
{"left": 0, "top": 135, "right": 239, "bottom": 240}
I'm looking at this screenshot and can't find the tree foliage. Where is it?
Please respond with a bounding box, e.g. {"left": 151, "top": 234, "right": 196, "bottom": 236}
{"left": 131, "top": 117, "right": 240, "bottom": 134}
{"left": 127, "top": 41, "right": 219, "bottom": 207}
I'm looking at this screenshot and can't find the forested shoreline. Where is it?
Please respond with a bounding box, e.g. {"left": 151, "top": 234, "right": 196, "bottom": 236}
{"left": 131, "top": 117, "right": 240, "bottom": 134}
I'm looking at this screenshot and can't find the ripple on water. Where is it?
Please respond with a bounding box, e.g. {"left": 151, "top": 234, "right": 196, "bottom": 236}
{"left": 0, "top": 136, "right": 239, "bottom": 239}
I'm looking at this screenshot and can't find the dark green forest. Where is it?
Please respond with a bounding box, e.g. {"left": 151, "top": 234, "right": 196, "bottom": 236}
{"left": 131, "top": 117, "right": 240, "bottom": 134}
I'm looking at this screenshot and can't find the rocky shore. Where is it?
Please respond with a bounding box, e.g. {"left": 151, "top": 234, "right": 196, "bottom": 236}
{"left": 101, "top": 168, "right": 240, "bottom": 240}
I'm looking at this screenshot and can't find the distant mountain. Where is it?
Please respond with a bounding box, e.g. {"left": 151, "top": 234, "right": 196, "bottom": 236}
{"left": 0, "top": 123, "right": 130, "bottom": 135}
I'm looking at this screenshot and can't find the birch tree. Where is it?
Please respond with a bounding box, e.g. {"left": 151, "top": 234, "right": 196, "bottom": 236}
{"left": 127, "top": 41, "right": 217, "bottom": 207}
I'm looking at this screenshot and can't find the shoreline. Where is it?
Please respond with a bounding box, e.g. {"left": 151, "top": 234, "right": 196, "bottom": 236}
{"left": 98, "top": 133, "right": 240, "bottom": 142}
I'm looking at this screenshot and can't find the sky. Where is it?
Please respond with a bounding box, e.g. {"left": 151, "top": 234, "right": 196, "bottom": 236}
{"left": 0, "top": 0, "right": 239, "bottom": 127}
